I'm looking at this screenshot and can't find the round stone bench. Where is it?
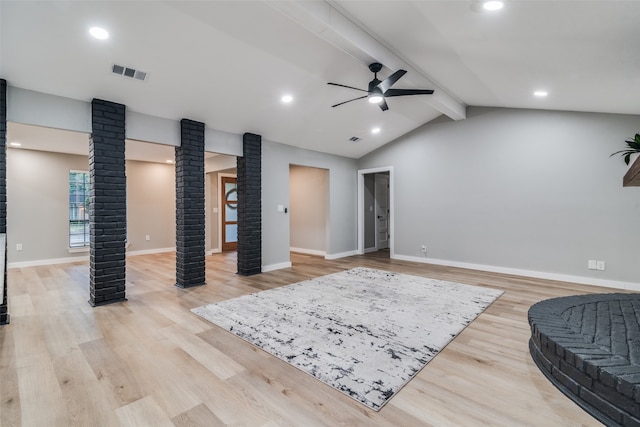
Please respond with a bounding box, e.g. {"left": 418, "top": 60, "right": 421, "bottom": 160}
{"left": 529, "top": 293, "right": 640, "bottom": 427}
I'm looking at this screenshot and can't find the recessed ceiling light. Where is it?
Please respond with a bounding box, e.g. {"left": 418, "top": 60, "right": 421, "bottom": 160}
{"left": 534, "top": 90, "right": 548, "bottom": 97}
{"left": 281, "top": 95, "right": 293, "bottom": 103}
{"left": 89, "top": 26, "right": 109, "bottom": 40}
{"left": 166, "top": 159, "right": 174, "bottom": 164}
{"left": 371, "top": 127, "right": 381, "bottom": 134}
{"left": 482, "top": 1, "right": 504, "bottom": 11}
{"left": 9, "top": 142, "right": 21, "bottom": 147}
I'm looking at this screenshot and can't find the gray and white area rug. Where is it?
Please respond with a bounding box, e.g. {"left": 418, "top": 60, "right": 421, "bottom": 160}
{"left": 191, "top": 267, "right": 503, "bottom": 410}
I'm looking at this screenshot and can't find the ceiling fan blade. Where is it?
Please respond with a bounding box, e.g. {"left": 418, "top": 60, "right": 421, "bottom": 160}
{"left": 327, "top": 82, "right": 369, "bottom": 93}
{"left": 378, "top": 98, "right": 389, "bottom": 111}
{"left": 384, "top": 88, "right": 434, "bottom": 97}
{"left": 378, "top": 70, "right": 407, "bottom": 93}
{"left": 331, "top": 95, "right": 368, "bottom": 108}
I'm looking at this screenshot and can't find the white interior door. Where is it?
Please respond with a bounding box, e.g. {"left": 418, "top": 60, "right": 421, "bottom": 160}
{"left": 375, "top": 174, "right": 389, "bottom": 250}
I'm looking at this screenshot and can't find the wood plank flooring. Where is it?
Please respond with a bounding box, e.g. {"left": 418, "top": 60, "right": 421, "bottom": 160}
{"left": 0, "top": 251, "right": 612, "bottom": 426}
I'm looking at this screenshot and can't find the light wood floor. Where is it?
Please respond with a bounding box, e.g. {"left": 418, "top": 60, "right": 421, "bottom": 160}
{"left": 0, "top": 251, "right": 609, "bottom": 426}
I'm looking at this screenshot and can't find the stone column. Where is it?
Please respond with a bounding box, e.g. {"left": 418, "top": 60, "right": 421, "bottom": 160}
{"left": 89, "top": 99, "right": 127, "bottom": 306}
{"left": 237, "top": 133, "right": 262, "bottom": 276}
{"left": 0, "top": 79, "right": 8, "bottom": 324}
{"left": 175, "top": 119, "right": 205, "bottom": 288}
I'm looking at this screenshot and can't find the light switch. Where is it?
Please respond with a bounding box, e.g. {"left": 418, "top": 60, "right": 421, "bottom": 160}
{"left": 212, "top": 207, "right": 218, "bottom": 214}
{"left": 277, "top": 205, "right": 284, "bottom": 212}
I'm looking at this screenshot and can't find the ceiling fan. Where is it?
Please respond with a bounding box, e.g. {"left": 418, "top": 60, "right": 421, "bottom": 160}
{"left": 327, "top": 62, "right": 434, "bottom": 111}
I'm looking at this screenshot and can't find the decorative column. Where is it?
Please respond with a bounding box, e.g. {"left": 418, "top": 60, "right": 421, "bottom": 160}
{"left": 0, "top": 79, "right": 8, "bottom": 324}
{"left": 175, "top": 119, "right": 205, "bottom": 288}
{"left": 237, "top": 133, "right": 262, "bottom": 276}
{"left": 89, "top": 99, "right": 127, "bottom": 306}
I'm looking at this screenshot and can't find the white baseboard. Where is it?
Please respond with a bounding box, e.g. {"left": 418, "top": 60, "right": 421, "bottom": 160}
{"left": 8, "top": 255, "right": 89, "bottom": 269}
{"left": 126, "top": 247, "right": 175, "bottom": 256}
{"left": 392, "top": 254, "right": 640, "bottom": 292}
{"left": 207, "top": 248, "right": 222, "bottom": 255}
{"left": 290, "top": 247, "right": 326, "bottom": 257}
{"left": 364, "top": 247, "right": 378, "bottom": 253}
{"left": 325, "top": 250, "right": 358, "bottom": 260}
{"left": 9, "top": 247, "right": 177, "bottom": 268}
{"left": 262, "top": 262, "right": 292, "bottom": 272}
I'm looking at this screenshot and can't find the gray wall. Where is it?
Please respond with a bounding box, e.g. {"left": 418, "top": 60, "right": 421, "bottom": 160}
{"left": 358, "top": 107, "right": 640, "bottom": 284}
{"left": 8, "top": 87, "right": 244, "bottom": 157}
{"left": 289, "top": 165, "right": 328, "bottom": 253}
{"left": 7, "top": 149, "right": 90, "bottom": 263}
{"left": 7, "top": 149, "right": 177, "bottom": 265}
{"left": 126, "top": 159, "right": 176, "bottom": 252}
{"left": 262, "top": 140, "right": 358, "bottom": 268}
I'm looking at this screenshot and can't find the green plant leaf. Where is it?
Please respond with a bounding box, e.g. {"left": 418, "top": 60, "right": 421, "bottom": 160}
{"left": 625, "top": 152, "right": 631, "bottom": 165}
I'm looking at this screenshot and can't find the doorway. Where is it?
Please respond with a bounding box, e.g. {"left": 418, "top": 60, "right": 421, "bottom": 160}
{"left": 374, "top": 173, "right": 390, "bottom": 250}
{"left": 289, "top": 165, "right": 329, "bottom": 259}
{"left": 358, "top": 166, "right": 394, "bottom": 257}
{"left": 221, "top": 176, "right": 238, "bottom": 251}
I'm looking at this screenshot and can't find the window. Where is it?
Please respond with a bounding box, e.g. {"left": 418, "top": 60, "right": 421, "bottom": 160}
{"left": 69, "top": 170, "right": 90, "bottom": 247}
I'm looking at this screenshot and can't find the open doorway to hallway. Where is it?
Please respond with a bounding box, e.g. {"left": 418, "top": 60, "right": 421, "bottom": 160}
{"left": 359, "top": 167, "right": 393, "bottom": 259}
{"left": 289, "top": 165, "right": 329, "bottom": 264}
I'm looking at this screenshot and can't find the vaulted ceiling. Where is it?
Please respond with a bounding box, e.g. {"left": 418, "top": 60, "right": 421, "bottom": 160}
{"left": 2, "top": 1, "right": 638, "bottom": 159}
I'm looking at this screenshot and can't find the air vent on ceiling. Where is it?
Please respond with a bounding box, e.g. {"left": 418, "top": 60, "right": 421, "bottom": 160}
{"left": 112, "top": 64, "right": 148, "bottom": 81}
{"left": 349, "top": 136, "right": 361, "bottom": 142}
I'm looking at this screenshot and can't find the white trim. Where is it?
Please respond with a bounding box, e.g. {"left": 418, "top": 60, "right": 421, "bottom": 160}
{"left": 364, "top": 247, "right": 378, "bottom": 253}
{"left": 10, "top": 247, "right": 177, "bottom": 268}
{"left": 357, "top": 166, "right": 394, "bottom": 257}
{"left": 217, "top": 172, "right": 237, "bottom": 252}
{"left": 392, "top": 254, "right": 640, "bottom": 292}
{"left": 126, "top": 247, "right": 175, "bottom": 257}
{"left": 8, "top": 256, "right": 89, "bottom": 269}
{"left": 290, "top": 247, "right": 326, "bottom": 256}
{"left": 67, "top": 246, "right": 89, "bottom": 254}
{"left": 262, "top": 262, "right": 292, "bottom": 272}
{"left": 325, "top": 250, "right": 358, "bottom": 260}
{"left": 207, "top": 248, "right": 222, "bottom": 255}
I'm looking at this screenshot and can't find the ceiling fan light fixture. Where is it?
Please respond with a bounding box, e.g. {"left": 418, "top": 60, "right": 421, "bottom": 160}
{"left": 368, "top": 95, "right": 383, "bottom": 104}
{"left": 482, "top": 1, "right": 504, "bottom": 11}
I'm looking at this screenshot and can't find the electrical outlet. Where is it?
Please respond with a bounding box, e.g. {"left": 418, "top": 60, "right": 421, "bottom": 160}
{"left": 421, "top": 245, "right": 427, "bottom": 253}
{"left": 145, "top": 235, "right": 150, "bottom": 241}
{"left": 596, "top": 261, "right": 606, "bottom": 271}
{"left": 588, "top": 260, "right": 597, "bottom": 270}
{"left": 16, "top": 243, "right": 23, "bottom": 251}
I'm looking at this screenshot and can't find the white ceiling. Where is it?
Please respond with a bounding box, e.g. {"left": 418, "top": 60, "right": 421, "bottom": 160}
{"left": 1, "top": 1, "right": 639, "bottom": 160}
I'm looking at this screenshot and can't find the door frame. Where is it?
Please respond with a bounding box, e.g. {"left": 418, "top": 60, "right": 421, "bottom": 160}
{"left": 357, "top": 166, "right": 394, "bottom": 256}
{"left": 218, "top": 172, "right": 237, "bottom": 252}
{"left": 374, "top": 173, "right": 390, "bottom": 250}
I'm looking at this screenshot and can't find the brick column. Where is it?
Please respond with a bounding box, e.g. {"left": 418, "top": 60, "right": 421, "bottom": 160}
{"left": 89, "top": 99, "right": 127, "bottom": 306}
{"left": 175, "top": 119, "right": 205, "bottom": 288}
{"left": 0, "top": 79, "right": 8, "bottom": 324}
{"left": 237, "top": 133, "right": 261, "bottom": 276}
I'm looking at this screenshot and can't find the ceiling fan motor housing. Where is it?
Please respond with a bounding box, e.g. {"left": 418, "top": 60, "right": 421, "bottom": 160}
{"left": 368, "top": 62, "right": 383, "bottom": 73}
